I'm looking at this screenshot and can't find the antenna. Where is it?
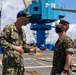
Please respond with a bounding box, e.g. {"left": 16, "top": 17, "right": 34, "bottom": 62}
{"left": 0, "top": 7, "right": 2, "bottom": 32}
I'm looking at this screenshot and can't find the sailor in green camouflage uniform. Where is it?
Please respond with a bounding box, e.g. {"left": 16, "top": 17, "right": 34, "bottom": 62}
{"left": 0, "top": 11, "right": 36, "bottom": 75}
{"left": 51, "top": 20, "right": 74, "bottom": 75}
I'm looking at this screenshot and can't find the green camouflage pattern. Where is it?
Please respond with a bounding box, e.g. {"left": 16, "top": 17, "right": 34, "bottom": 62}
{"left": 51, "top": 35, "right": 74, "bottom": 75}
{"left": 3, "top": 65, "right": 25, "bottom": 75}
{"left": 0, "top": 23, "right": 30, "bottom": 75}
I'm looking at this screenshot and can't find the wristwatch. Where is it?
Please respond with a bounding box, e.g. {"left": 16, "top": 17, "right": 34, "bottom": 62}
{"left": 63, "top": 69, "right": 68, "bottom": 74}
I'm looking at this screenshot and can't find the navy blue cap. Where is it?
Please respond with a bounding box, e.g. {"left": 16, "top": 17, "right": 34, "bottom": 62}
{"left": 17, "top": 11, "right": 28, "bottom": 18}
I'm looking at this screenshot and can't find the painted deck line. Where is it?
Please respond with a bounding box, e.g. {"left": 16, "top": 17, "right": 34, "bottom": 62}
{"left": 72, "top": 64, "right": 76, "bottom": 67}
{"left": 24, "top": 65, "right": 52, "bottom": 69}
{"left": 0, "top": 65, "right": 52, "bottom": 69}
{"left": 0, "top": 61, "right": 2, "bottom": 65}
{"left": 36, "top": 61, "right": 47, "bottom": 65}
{"left": 72, "top": 72, "right": 76, "bottom": 74}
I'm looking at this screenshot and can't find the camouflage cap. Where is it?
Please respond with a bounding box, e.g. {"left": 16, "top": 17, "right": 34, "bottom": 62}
{"left": 17, "top": 11, "right": 32, "bottom": 18}
{"left": 56, "top": 20, "right": 70, "bottom": 29}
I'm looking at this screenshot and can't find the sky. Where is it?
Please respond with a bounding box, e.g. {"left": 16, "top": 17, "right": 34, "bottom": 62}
{"left": 58, "top": 0, "right": 76, "bottom": 24}
{"left": 0, "top": 0, "right": 76, "bottom": 44}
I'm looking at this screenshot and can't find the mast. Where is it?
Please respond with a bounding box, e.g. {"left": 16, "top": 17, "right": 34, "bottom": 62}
{"left": 23, "top": 0, "right": 32, "bottom": 7}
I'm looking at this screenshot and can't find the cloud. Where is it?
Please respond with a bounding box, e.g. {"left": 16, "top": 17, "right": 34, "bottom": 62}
{"left": 22, "top": 24, "right": 36, "bottom": 43}
{"left": 46, "top": 23, "right": 76, "bottom": 44}
{"left": 0, "top": 0, "right": 76, "bottom": 44}
{"left": 67, "top": 24, "right": 76, "bottom": 41}
{"left": 1, "top": 0, "right": 24, "bottom": 29}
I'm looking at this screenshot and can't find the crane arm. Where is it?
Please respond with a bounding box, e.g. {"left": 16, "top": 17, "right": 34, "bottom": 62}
{"left": 52, "top": 8, "right": 76, "bottom": 13}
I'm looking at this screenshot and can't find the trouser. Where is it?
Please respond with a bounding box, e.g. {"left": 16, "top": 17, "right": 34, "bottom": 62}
{"left": 51, "top": 69, "right": 72, "bottom": 75}
{"left": 2, "top": 65, "right": 25, "bottom": 75}
{"left": 51, "top": 65, "right": 72, "bottom": 75}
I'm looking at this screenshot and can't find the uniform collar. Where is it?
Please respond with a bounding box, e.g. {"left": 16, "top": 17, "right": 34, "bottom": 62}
{"left": 14, "top": 23, "right": 22, "bottom": 32}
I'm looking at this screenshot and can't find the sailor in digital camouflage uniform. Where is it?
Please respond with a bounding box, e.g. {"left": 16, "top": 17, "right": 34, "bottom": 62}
{"left": 50, "top": 20, "right": 74, "bottom": 75}
{"left": 0, "top": 11, "right": 36, "bottom": 75}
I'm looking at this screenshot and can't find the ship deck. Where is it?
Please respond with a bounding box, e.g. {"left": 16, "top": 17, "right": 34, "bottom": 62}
{"left": 0, "top": 51, "right": 76, "bottom": 75}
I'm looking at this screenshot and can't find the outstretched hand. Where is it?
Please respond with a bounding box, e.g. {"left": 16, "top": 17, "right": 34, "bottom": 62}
{"left": 30, "top": 45, "right": 36, "bottom": 52}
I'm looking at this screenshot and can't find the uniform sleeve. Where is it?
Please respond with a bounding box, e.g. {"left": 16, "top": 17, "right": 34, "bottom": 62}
{"left": 22, "top": 30, "right": 30, "bottom": 53}
{"left": 0, "top": 25, "right": 15, "bottom": 50}
{"left": 63, "top": 37, "right": 74, "bottom": 54}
